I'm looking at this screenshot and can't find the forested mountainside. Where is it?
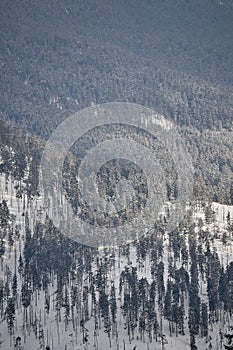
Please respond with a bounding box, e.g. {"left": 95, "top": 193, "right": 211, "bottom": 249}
{"left": 0, "top": 118, "right": 232, "bottom": 206}
{"left": 0, "top": 174, "right": 233, "bottom": 350}
{"left": 0, "top": 1, "right": 233, "bottom": 349}
{"left": 1, "top": 0, "right": 233, "bottom": 135}
{"left": 1, "top": 0, "right": 233, "bottom": 203}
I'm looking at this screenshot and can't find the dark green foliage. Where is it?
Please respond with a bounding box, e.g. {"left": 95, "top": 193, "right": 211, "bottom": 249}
{"left": 190, "top": 334, "right": 198, "bottom": 350}
{"left": 6, "top": 297, "right": 15, "bottom": 335}
{"left": 219, "top": 268, "right": 228, "bottom": 311}
{"left": 21, "top": 283, "right": 32, "bottom": 308}
{"left": 110, "top": 282, "right": 117, "bottom": 323}
{"left": 164, "top": 280, "right": 172, "bottom": 321}
{"left": 188, "top": 236, "right": 200, "bottom": 336}
{"left": 201, "top": 303, "right": 208, "bottom": 338}
{"left": 0, "top": 0, "right": 232, "bottom": 204}
{"left": 0, "top": 200, "right": 13, "bottom": 229}
{"left": 12, "top": 273, "right": 17, "bottom": 298}
{"left": 207, "top": 252, "right": 221, "bottom": 319}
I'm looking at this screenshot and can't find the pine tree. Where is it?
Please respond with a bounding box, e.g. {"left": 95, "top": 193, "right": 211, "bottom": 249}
{"left": 64, "top": 286, "right": 70, "bottom": 330}
{"left": 18, "top": 254, "right": 24, "bottom": 276}
{"left": 190, "top": 334, "right": 197, "bottom": 350}
{"left": 110, "top": 282, "right": 117, "bottom": 324}
{"left": 12, "top": 273, "right": 17, "bottom": 299}
{"left": 219, "top": 267, "right": 228, "bottom": 311}
{"left": 207, "top": 252, "right": 221, "bottom": 321}
{"left": 201, "top": 302, "right": 208, "bottom": 338}
{"left": 188, "top": 236, "right": 200, "bottom": 337}
{"left": 178, "top": 294, "right": 185, "bottom": 335}
{"left": 164, "top": 280, "right": 172, "bottom": 321}
{"left": 21, "top": 282, "right": 32, "bottom": 308}
{"left": 6, "top": 297, "right": 15, "bottom": 336}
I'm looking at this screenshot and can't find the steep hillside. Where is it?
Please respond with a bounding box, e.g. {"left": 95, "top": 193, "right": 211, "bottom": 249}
{"left": 0, "top": 0, "right": 232, "bottom": 202}
{"left": 0, "top": 0, "right": 232, "bottom": 135}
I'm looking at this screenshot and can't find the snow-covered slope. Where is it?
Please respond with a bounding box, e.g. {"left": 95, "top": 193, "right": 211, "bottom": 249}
{"left": 0, "top": 174, "right": 233, "bottom": 350}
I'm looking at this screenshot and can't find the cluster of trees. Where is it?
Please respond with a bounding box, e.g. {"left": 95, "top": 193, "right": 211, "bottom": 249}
{"left": 0, "top": 0, "right": 232, "bottom": 205}
{"left": 0, "top": 2, "right": 232, "bottom": 347}
{"left": 1, "top": 0, "right": 233, "bottom": 133}
{"left": 0, "top": 120, "right": 43, "bottom": 199}
{"left": 1, "top": 185, "right": 233, "bottom": 349}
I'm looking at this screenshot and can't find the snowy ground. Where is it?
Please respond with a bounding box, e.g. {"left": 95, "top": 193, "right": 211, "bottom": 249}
{"left": 0, "top": 174, "right": 233, "bottom": 350}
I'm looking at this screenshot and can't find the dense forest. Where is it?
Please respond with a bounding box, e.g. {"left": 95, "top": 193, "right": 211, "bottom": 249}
{"left": 0, "top": 0, "right": 232, "bottom": 203}
{"left": 0, "top": 0, "right": 233, "bottom": 349}
{"left": 0, "top": 174, "right": 233, "bottom": 349}
{"left": 0, "top": 112, "right": 232, "bottom": 350}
